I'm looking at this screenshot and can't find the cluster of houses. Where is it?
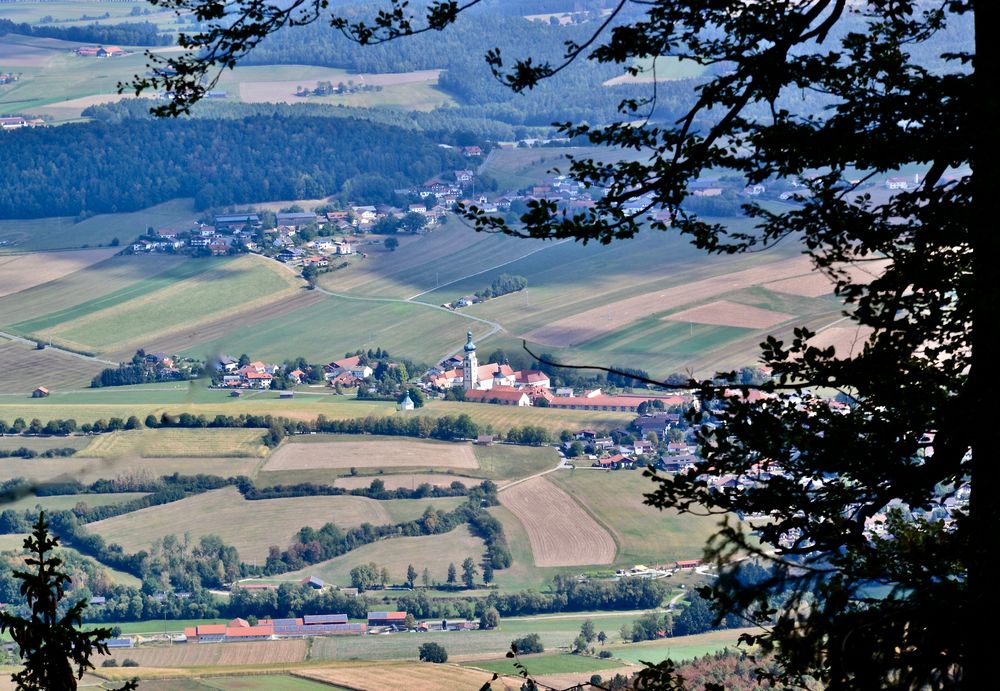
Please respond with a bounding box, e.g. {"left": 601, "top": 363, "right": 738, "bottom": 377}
{"left": 213, "top": 354, "right": 373, "bottom": 390}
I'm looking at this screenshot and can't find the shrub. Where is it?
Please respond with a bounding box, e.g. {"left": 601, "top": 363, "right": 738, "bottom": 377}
{"left": 418, "top": 642, "right": 448, "bottom": 663}
{"left": 599, "top": 650, "right": 613, "bottom": 659}
{"left": 102, "top": 659, "right": 118, "bottom": 667}
{"left": 122, "top": 659, "right": 139, "bottom": 667}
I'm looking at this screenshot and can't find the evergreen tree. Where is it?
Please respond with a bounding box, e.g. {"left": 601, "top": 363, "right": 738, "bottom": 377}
{"left": 0, "top": 513, "right": 138, "bottom": 691}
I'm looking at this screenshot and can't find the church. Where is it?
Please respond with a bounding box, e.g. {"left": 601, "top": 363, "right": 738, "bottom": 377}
{"left": 426, "top": 331, "right": 551, "bottom": 391}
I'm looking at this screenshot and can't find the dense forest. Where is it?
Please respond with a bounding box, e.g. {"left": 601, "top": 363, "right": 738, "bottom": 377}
{"left": 0, "top": 114, "right": 460, "bottom": 217}
{"left": 0, "top": 19, "right": 172, "bottom": 46}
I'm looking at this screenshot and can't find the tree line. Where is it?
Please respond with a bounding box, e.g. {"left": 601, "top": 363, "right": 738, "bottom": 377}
{"left": 0, "top": 20, "right": 172, "bottom": 46}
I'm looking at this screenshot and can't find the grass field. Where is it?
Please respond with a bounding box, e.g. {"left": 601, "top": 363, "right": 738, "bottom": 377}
{"left": 0, "top": 335, "right": 106, "bottom": 393}
{"left": 607, "top": 627, "right": 754, "bottom": 664}
{"left": 4, "top": 255, "right": 216, "bottom": 337}
{"left": 0, "top": 2, "right": 177, "bottom": 30}
{"left": 472, "top": 444, "right": 557, "bottom": 481}
{"left": 0, "top": 34, "right": 174, "bottom": 120}
{"left": 499, "top": 476, "right": 616, "bottom": 567}
{"left": 220, "top": 65, "right": 454, "bottom": 112}
{"left": 29, "top": 255, "right": 301, "bottom": 357}
{"left": 0, "top": 254, "right": 186, "bottom": 327}
{"left": 333, "top": 473, "right": 483, "bottom": 490}
{"left": 88, "top": 485, "right": 466, "bottom": 561}
{"left": 1, "top": 491, "right": 147, "bottom": 512}
{"left": 549, "top": 470, "right": 723, "bottom": 565}
{"left": 280, "top": 524, "right": 485, "bottom": 586}
{"left": 77, "top": 428, "right": 268, "bottom": 459}
{"left": 174, "top": 289, "right": 482, "bottom": 366}
{"left": 0, "top": 198, "right": 197, "bottom": 252}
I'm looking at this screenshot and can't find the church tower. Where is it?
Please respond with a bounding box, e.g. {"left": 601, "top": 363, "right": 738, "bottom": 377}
{"left": 463, "top": 331, "right": 479, "bottom": 391}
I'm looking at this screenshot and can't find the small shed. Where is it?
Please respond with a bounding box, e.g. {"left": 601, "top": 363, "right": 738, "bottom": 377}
{"left": 476, "top": 434, "right": 494, "bottom": 446}
{"left": 229, "top": 390, "right": 243, "bottom": 397}
{"left": 279, "top": 391, "right": 295, "bottom": 399}
{"left": 31, "top": 386, "right": 49, "bottom": 398}
{"left": 399, "top": 393, "right": 415, "bottom": 411}
{"left": 301, "top": 575, "right": 325, "bottom": 590}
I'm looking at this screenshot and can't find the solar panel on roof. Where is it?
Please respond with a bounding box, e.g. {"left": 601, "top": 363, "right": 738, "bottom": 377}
{"left": 303, "top": 614, "right": 347, "bottom": 625}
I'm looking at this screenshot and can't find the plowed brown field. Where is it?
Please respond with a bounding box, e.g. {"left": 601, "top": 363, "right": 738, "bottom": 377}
{"left": 663, "top": 300, "right": 793, "bottom": 329}
{"left": 524, "top": 255, "right": 814, "bottom": 346}
{"left": 499, "top": 476, "right": 616, "bottom": 567}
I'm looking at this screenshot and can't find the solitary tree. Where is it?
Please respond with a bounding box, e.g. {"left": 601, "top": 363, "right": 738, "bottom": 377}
{"left": 126, "top": 0, "right": 992, "bottom": 686}
{"left": 580, "top": 618, "right": 596, "bottom": 643}
{"left": 446, "top": 562, "right": 457, "bottom": 586}
{"left": 461, "top": 557, "right": 477, "bottom": 589}
{"left": 405, "top": 564, "right": 418, "bottom": 589}
{"left": 418, "top": 642, "right": 448, "bottom": 663}
{"left": 479, "top": 606, "right": 500, "bottom": 630}
{"left": 0, "top": 513, "right": 138, "bottom": 691}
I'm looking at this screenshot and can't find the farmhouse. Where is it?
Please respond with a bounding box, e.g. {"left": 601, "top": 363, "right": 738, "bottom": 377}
{"left": 0, "top": 116, "right": 27, "bottom": 131}
{"left": 367, "top": 611, "right": 408, "bottom": 628}
{"left": 325, "top": 355, "right": 373, "bottom": 380}
{"left": 276, "top": 212, "right": 318, "bottom": 227}
{"left": 215, "top": 214, "right": 261, "bottom": 231}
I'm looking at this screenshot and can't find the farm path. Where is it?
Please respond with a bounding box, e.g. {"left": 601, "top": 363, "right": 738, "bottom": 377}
{"left": 497, "top": 454, "right": 565, "bottom": 493}
{"left": 0, "top": 330, "right": 116, "bottom": 366}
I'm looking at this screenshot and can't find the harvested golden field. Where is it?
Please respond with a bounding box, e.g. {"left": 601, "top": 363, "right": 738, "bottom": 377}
{"left": 0, "top": 454, "right": 260, "bottom": 486}
{"left": 88, "top": 486, "right": 398, "bottom": 560}
{"left": 294, "top": 662, "right": 506, "bottom": 691}
{"left": 0, "top": 336, "right": 104, "bottom": 393}
{"left": 265, "top": 437, "right": 479, "bottom": 471}
{"left": 499, "top": 476, "right": 616, "bottom": 567}
{"left": 806, "top": 324, "right": 875, "bottom": 358}
{"left": 524, "top": 255, "right": 814, "bottom": 346}
{"left": 0, "top": 248, "right": 121, "bottom": 299}
{"left": 663, "top": 300, "right": 793, "bottom": 329}
{"left": 77, "top": 428, "right": 268, "bottom": 459}
{"left": 101, "top": 639, "right": 307, "bottom": 668}
{"left": 333, "top": 473, "right": 481, "bottom": 490}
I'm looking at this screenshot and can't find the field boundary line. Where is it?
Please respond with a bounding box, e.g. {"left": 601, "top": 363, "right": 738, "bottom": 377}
{"left": 497, "top": 456, "right": 564, "bottom": 492}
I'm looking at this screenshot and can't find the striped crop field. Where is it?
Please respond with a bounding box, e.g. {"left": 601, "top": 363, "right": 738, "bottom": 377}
{"left": 30, "top": 255, "right": 302, "bottom": 358}
{"left": 0, "top": 336, "right": 105, "bottom": 394}
{"left": 499, "top": 476, "right": 616, "bottom": 567}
